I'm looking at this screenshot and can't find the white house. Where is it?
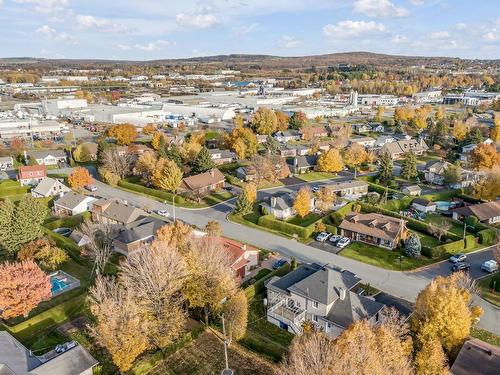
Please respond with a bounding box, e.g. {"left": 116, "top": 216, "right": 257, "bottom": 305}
{"left": 411, "top": 198, "right": 437, "bottom": 213}
{"left": 54, "top": 192, "right": 96, "bottom": 216}
{"left": 260, "top": 192, "right": 314, "bottom": 220}
{"left": 31, "top": 177, "right": 71, "bottom": 198}
{"left": 349, "top": 136, "right": 376, "bottom": 148}
{"left": 27, "top": 150, "right": 67, "bottom": 166}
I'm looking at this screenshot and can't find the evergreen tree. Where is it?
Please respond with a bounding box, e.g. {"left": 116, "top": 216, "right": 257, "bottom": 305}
{"left": 10, "top": 196, "right": 48, "bottom": 253}
{"left": 191, "top": 146, "right": 215, "bottom": 174}
{"left": 378, "top": 152, "right": 394, "bottom": 184}
{"left": 404, "top": 233, "right": 421, "bottom": 258}
{"left": 443, "top": 163, "right": 462, "bottom": 186}
{"left": 96, "top": 138, "right": 111, "bottom": 166}
{"left": 234, "top": 191, "right": 252, "bottom": 215}
{"left": 468, "top": 127, "right": 483, "bottom": 144}
{"left": 401, "top": 151, "right": 418, "bottom": 180}
{"left": 0, "top": 199, "right": 15, "bottom": 254}
{"left": 159, "top": 144, "right": 182, "bottom": 167}
{"left": 264, "top": 135, "right": 280, "bottom": 155}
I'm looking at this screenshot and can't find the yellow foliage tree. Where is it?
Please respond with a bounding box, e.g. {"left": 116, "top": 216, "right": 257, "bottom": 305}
{"left": 142, "top": 124, "right": 157, "bottom": 135}
{"left": 251, "top": 107, "right": 278, "bottom": 135}
{"left": 151, "top": 131, "right": 166, "bottom": 150}
{"left": 293, "top": 187, "right": 312, "bottom": 218}
{"left": 135, "top": 151, "right": 157, "bottom": 182}
{"left": 414, "top": 337, "right": 449, "bottom": 375}
{"left": 452, "top": 121, "right": 469, "bottom": 141}
{"left": 374, "top": 106, "right": 385, "bottom": 122}
{"left": 107, "top": 124, "right": 138, "bottom": 145}
{"left": 315, "top": 187, "right": 336, "bottom": 212}
{"left": 242, "top": 182, "right": 257, "bottom": 204}
{"left": 276, "top": 111, "right": 290, "bottom": 131}
{"left": 435, "top": 106, "right": 446, "bottom": 121}
{"left": 343, "top": 143, "right": 367, "bottom": 177}
{"left": 151, "top": 158, "right": 183, "bottom": 193}
{"left": 317, "top": 148, "right": 344, "bottom": 173}
{"left": 473, "top": 167, "right": 500, "bottom": 201}
{"left": 490, "top": 115, "right": 500, "bottom": 142}
{"left": 67, "top": 167, "right": 93, "bottom": 190}
{"left": 470, "top": 143, "right": 500, "bottom": 170}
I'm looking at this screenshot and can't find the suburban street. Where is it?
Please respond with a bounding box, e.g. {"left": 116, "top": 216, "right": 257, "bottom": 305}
{"left": 85, "top": 177, "right": 500, "bottom": 334}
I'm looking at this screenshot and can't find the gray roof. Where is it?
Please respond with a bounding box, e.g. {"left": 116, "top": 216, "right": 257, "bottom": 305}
{"left": 114, "top": 217, "right": 167, "bottom": 244}
{"left": 325, "top": 291, "right": 384, "bottom": 328}
{"left": 94, "top": 199, "right": 147, "bottom": 224}
{"left": 208, "top": 149, "right": 235, "bottom": 159}
{"left": 54, "top": 192, "right": 91, "bottom": 210}
{"left": 31, "top": 177, "right": 70, "bottom": 197}
{"left": 450, "top": 338, "right": 500, "bottom": 375}
{"left": 270, "top": 192, "right": 294, "bottom": 211}
{"left": 269, "top": 263, "right": 322, "bottom": 294}
{"left": 29, "top": 150, "right": 67, "bottom": 159}
{"left": 324, "top": 180, "right": 368, "bottom": 192}
{"left": 289, "top": 155, "right": 318, "bottom": 169}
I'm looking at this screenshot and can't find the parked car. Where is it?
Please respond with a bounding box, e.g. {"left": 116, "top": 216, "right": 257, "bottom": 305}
{"left": 85, "top": 184, "right": 97, "bottom": 192}
{"left": 336, "top": 237, "right": 351, "bottom": 249}
{"left": 449, "top": 253, "right": 466, "bottom": 263}
{"left": 328, "top": 235, "right": 342, "bottom": 244}
{"left": 311, "top": 185, "right": 320, "bottom": 193}
{"left": 272, "top": 259, "right": 288, "bottom": 270}
{"left": 451, "top": 262, "right": 470, "bottom": 273}
{"left": 157, "top": 209, "right": 170, "bottom": 217}
{"left": 316, "top": 232, "right": 331, "bottom": 242}
{"left": 481, "top": 260, "right": 498, "bottom": 273}
{"left": 53, "top": 227, "right": 72, "bottom": 237}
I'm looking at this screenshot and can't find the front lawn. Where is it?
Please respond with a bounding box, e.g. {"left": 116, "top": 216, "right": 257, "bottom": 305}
{"left": 478, "top": 273, "right": 500, "bottom": 307}
{"left": 340, "top": 242, "right": 436, "bottom": 271}
{"left": 287, "top": 212, "right": 322, "bottom": 227}
{"left": 471, "top": 327, "right": 500, "bottom": 347}
{"left": 296, "top": 172, "right": 338, "bottom": 182}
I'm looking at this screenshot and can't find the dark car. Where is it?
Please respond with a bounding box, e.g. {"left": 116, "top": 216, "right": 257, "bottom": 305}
{"left": 451, "top": 262, "right": 470, "bottom": 273}
{"left": 272, "top": 259, "right": 288, "bottom": 270}
{"left": 53, "top": 227, "right": 72, "bottom": 237}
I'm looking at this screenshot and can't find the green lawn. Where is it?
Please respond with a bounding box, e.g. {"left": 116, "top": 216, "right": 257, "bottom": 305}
{"left": 424, "top": 214, "right": 468, "bottom": 237}
{"left": 471, "top": 327, "right": 500, "bottom": 347}
{"left": 296, "top": 172, "right": 338, "bottom": 182}
{"left": 287, "top": 212, "right": 322, "bottom": 227}
{"left": 340, "top": 242, "right": 436, "bottom": 271}
{"left": 478, "top": 273, "right": 500, "bottom": 307}
{"left": 413, "top": 230, "right": 440, "bottom": 248}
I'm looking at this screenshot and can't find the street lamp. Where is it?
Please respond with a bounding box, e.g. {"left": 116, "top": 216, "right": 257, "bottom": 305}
{"left": 219, "top": 297, "right": 234, "bottom": 375}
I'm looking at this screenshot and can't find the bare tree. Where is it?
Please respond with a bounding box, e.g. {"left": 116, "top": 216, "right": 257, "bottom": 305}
{"left": 80, "top": 220, "right": 116, "bottom": 275}
{"left": 119, "top": 242, "right": 188, "bottom": 351}
{"left": 101, "top": 147, "right": 134, "bottom": 179}
{"left": 428, "top": 220, "right": 452, "bottom": 242}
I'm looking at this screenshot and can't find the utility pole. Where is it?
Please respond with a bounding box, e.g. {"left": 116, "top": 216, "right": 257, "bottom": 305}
{"left": 221, "top": 313, "right": 233, "bottom": 375}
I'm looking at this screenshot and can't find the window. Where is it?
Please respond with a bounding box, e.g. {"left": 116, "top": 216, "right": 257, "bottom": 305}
{"left": 312, "top": 314, "right": 318, "bottom": 322}
{"left": 312, "top": 301, "right": 319, "bottom": 309}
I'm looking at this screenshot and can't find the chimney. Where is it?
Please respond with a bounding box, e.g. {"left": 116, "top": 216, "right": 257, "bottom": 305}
{"left": 339, "top": 287, "right": 346, "bottom": 300}
{"left": 242, "top": 244, "right": 246, "bottom": 251}
{"left": 23, "top": 150, "right": 28, "bottom": 165}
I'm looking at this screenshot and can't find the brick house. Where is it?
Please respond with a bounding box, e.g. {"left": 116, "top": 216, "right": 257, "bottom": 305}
{"left": 179, "top": 168, "right": 225, "bottom": 196}
{"left": 17, "top": 164, "right": 47, "bottom": 186}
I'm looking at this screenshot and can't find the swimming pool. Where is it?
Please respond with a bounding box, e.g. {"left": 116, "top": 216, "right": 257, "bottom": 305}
{"left": 49, "top": 271, "right": 80, "bottom": 297}
{"left": 50, "top": 276, "right": 70, "bottom": 294}
{"left": 435, "top": 201, "right": 455, "bottom": 211}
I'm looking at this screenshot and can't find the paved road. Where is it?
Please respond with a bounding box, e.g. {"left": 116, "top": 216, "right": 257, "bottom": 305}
{"left": 87, "top": 178, "right": 500, "bottom": 334}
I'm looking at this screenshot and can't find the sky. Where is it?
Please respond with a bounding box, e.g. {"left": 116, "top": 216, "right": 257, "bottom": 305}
{"left": 0, "top": 0, "right": 499, "bottom": 60}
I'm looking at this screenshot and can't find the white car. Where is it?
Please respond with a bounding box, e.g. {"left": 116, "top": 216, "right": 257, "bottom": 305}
{"left": 336, "top": 237, "right": 351, "bottom": 249}
{"left": 329, "top": 235, "right": 342, "bottom": 244}
{"left": 157, "top": 209, "right": 170, "bottom": 218}
{"left": 85, "top": 184, "right": 97, "bottom": 192}
{"left": 316, "top": 232, "right": 331, "bottom": 242}
{"left": 481, "top": 260, "right": 498, "bottom": 273}
{"left": 449, "top": 253, "right": 466, "bottom": 263}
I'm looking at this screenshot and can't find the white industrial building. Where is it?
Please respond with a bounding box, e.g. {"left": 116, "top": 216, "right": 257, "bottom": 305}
{"left": 358, "top": 94, "right": 399, "bottom": 106}
{"left": 160, "top": 103, "right": 236, "bottom": 121}
{"left": 42, "top": 99, "right": 88, "bottom": 116}
{"left": 413, "top": 90, "right": 442, "bottom": 103}
{"left": 0, "top": 118, "right": 67, "bottom": 139}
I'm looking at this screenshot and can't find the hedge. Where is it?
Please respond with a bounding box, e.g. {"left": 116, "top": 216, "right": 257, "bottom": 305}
{"left": 478, "top": 229, "right": 497, "bottom": 245}
{"left": 367, "top": 181, "right": 401, "bottom": 195}
{"left": 42, "top": 228, "right": 90, "bottom": 266}
{"left": 118, "top": 180, "right": 185, "bottom": 204}
{"left": 44, "top": 212, "right": 91, "bottom": 230}
{"left": 324, "top": 224, "right": 337, "bottom": 235}
{"left": 258, "top": 215, "right": 314, "bottom": 239}
{"left": 465, "top": 234, "right": 477, "bottom": 250}
{"left": 245, "top": 263, "right": 290, "bottom": 300}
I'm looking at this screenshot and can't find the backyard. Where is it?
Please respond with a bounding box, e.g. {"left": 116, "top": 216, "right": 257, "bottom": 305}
{"left": 296, "top": 171, "right": 338, "bottom": 182}
{"left": 478, "top": 273, "right": 500, "bottom": 307}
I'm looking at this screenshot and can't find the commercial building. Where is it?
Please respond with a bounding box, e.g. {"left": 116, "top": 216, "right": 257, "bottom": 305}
{"left": 0, "top": 119, "right": 67, "bottom": 139}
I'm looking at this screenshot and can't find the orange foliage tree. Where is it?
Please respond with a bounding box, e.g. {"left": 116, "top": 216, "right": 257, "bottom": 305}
{"left": 107, "top": 124, "right": 138, "bottom": 145}
{"left": 470, "top": 143, "right": 500, "bottom": 170}
{"left": 0, "top": 260, "right": 51, "bottom": 319}
{"left": 68, "top": 167, "right": 94, "bottom": 190}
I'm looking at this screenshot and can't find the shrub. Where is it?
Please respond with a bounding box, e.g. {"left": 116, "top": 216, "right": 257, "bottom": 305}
{"left": 258, "top": 215, "right": 314, "bottom": 238}
{"left": 330, "top": 212, "right": 345, "bottom": 226}
{"left": 324, "top": 224, "right": 337, "bottom": 235}
{"left": 118, "top": 180, "right": 185, "bottom": 204}
{"left": 433, "top": 239, "right": 465, "bottom": 257}
{"left": 44, "top": 212, "right": 91, "bottom": 230}
{"left": 404, "top": 233, "right": 421, "bottom": 258}
{"left": 464, "top": 234, "right": 477, "bottom": 250}
{"left": 478, "top": 229, "right": 496, "bottom": 245}
{"left": 465, "top": 215, "right": 479, "bottom": 227}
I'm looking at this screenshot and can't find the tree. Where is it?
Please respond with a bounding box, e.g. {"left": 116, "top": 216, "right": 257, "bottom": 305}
{"left": 80, "top": 220, "right": 116, "bottom": 275}
{"left": 470, "top": 143, "right": 500, "bottom": 170}
{"left": 428, "top": 220, "right": 451, "bottom": 241}
{"left": 135, "top": 151, "right": 157, "bottom": 183}
{"left": 151, "top": 158, "right": 183, "bottom": 193}
{"left": 151, "top": 131, "right": 166, "bottom": 150}
{"left": 404, "top": 233, "right": 421, "bottom": 258}
{"left": 401, "top": 151, "right": 418, "bottom": 180}
{"left": 315, "top": 221, "right": 326, "bottom": 233}
{"left": 443, "top": 163, "right": 462, "bottom": 186}
{"left": 0, "top": 260, "right": 51, "bottom": 319}
{"left": 490, "top": 115, "right": 500, "bottom": 142}
{"left": 100, "top": 147, "right": 133, "bottom": 179}
{"left": 89, "top": 276, "right": 149, "bottom": 372}
{"left": 250, "top": 107, "right": 277, "bottom": 135}
{"left": 452, "top": 121, "right": 468, "bottom": 141}
{"left": 414, "top": 337, "right": 448, "bottom": 375}
{"left": 225, "top": 127, "right": 258, "bottom": 159}
{"left": 378, "top": 151, "right": 394, "bottom": 183}
{"left": 343, "top": 143, "right": 367, "bottom": 177}
{"left": 374, "top": 106, "right": 385, "bottom": 122}
{"left": 9, "top": 196, "right": 48, "bottom": 254}
{"left": 155, "top": 221, "right": 193, "bottom": 254}
{"left": 474, "top": 167, "right": 500, "bottom": 200}
{"left": 160, "top": 144, "right": 183, "bottom": 167}
{"left": 107, "top": 124, "right": 138, "bottom": 145}
{"left": 68, "top": 166, "right": 93, "bottom": 190}
{"left": 142, "top": 123, "right": 157, "bottom": 135}
{"left": 263, "top": 135, "right": 280, "bottom": 155}
{"left": 119, "top": 242, "right": 187, "bottom": 351}
{"left": 205, "top": 220, "right": 222, "bottom": 236}
{"left": 10, "top": 137, "right": 26, "bottom": 157}
{"left": 180, "top": 139, "right": 202, "bottom": 163}
{"left": 222, "top": 289, "right": 248, "bottom": 343}
{"left": 98, "top": 168, "right": 120, "bottom": 186}
{"left": 18, "top": 237, "right": 68, "bottom": 270}
{"left": 412, "top": 273, "right": 483, "bottom": 353}
{"left": 242, "top": 183, "right": 257, "bottom": 204}
{"left": 73, "top": 143, "right": 92, "bottom": 162}
{"left": 275, "top": 111, "right": 290, "bottom": 131}
{"left": 234, "top": 190, "right": 253, "bottom": 215}
{"left": 0, "top": 199, "right": 15, "bottom": 254}
{"left": 289, "top": 111, "right": 308, "bottom": 130}
{"left": 467, "top": 127, "right": 484, "bottom": 144}
{"left": 317, "top": 148, "right": 343, "bottom": 173}
{"left": 191, "top": 146, "right": 215, "bottom": 174}
{"left": 293, "top": 187, "right": 312, "bottom": 218}
{"left": 315, "top": 187, "right": 336, "bottom": 213}
{"left": 435, "top": 106, "right": 445, "bottom": 121}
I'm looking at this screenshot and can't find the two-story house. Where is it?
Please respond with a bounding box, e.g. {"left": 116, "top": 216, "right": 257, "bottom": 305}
{"left": 266, "top": 263, "right": 384, "bottom": 337}
{"left": 260, "top": 191, "right": 314, "bottom": 220}
{"left": 31, "top": 177, "right": 71, "bottom": 198}
{"left": 208, "top": 148, "right": 236, "bottom": 165}
{"left": 17, "top": 164, "right": 47, "bottom": 186}
{"left": 424, "top": 161, "right": 484, "bottom": 188}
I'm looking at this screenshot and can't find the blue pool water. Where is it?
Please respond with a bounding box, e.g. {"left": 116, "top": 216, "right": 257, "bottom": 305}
{"left": 50, "top": 277, "right": 70, "bottom": 294}
{"left": 436, "top": 201, "right": 453, "bottom": 211}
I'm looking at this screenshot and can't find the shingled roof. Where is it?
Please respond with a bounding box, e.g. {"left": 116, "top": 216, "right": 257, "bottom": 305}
{"left": 339, "top": 212, "right": 406, "bottom": 242}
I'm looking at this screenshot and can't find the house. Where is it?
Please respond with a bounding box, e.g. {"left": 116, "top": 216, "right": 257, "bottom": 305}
{"left": 324, "top": 180, "right": 369, "bottom": 198}
{"left": 351, "top": 123, "right": 372, "bottom": 134}
{"left": 425, "top": 161, "right": 483, "bottom": 188}
{"left": 369, "top": 122, "right": 384, "bottom": 132}
{"left": 411, "top": 198, "right": 437, "bottom": 213}
{"left": 381, "top": 139, "right": 429, "bottom": 160}
{"left": 0, "top": 331, "right": 98, "bottom": 375}
{"left": 290, "top": 144, "right": 310, "bottom": 156}
{"left": 260, "top": 191, "right": 314, "bottom": 220}
{"left": 274, "top": 130, "right": 301, "bottom": 143}
{"left": 452, "top": 201, "right": 500, "bottom": 224}
{"left": 179, "top": 168, "right": 225, "bottom": 196}
{"left": 218, "top": 237, "right": 259, "bottom": 278}
{"left": 236, "top": 166, "right": 256, "bottom": 182}
{"left": 349, "top": 136, "right": 376, "bottom": 148}
{"left": 54, "top": 192, "right": 97, "bottom": 216}
{"left": 0, "top": 156, "right": 13, "bottom": 170}
{"left": 374, "top": 135, "right": 396, "bottom": 148}
{"left": 459, "top": 138, "right": 493, "bottom": 161}
{"left": 301, "top": 126, "right": 328, "bottom": 140}
{"left": 288, "top": 155, "right": 318, "bottom": 174}
{"left": 112, "top": 217, "right": 168, "bottom": 256}
{"left": 208, "top": 148, "right": 236, "bottom": 165}
{"left": 450, "top": 338, "right": 500, "bottom": 375}
{"left": 27, "top": 149, "right": 67, "bottom": 166}
{"left": 91, "top": 198, "right": 147, "bottom": 225}
{"left": 17, "top": 164, "right": 47, "bottom": 186}
{"left": 278, "top": 144, "right": 297, "bottom": 157}
{"left": 266, "top": 263, "right": 384, "bottom": 337}
{"left": 31, "top": 177, "right": 71, "bottom": 198}
{"left": 402, "top": 185, "right": 422, "bottom": 196}
{"left": 339, "top": 212, "right": 408, "bottom": 250}
{"left": 69, "top": 230, "right": 91, "bottom": 247}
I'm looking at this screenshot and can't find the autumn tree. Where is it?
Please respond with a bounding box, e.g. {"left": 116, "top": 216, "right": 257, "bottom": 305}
{"left": 151, "top": 131, "right": 167, "bottom": 150}
{"left": 68, "top": 166, "right": 93, "bottom": 190}
{"left": 242, "top": 182, "right": 257, "bottom": 204}
{"left": 135, "top": 151, "right": 157, "bottom": 183}
{"left": 289, "top": 111, "right": 308, "bottom": 130}
{"left": 89, "top": 276, "right": 149, "bottom": 372}
{"left": 412, "top": 273, "right": 483, "bottom": 353}
{"left": 98, "top": 168, "right": 120, "bottom": 186}
{"left": 180, "top": 139, "right": 202, "bottom": 162}
{"left": 374, "top": 106, "right": 385, "bottom": 122}
{"left": 18, "top": 237, "right": 68, "bottom": 270}
{"left": 452, "top": 120, "right": 469, "bottom": 141}
{"left": 80, "top": 220, "right": 116, "bottom": 275}
{"left": 107, "top": 124, "right": 138, "bottom": 146}
{"left": 317, "top": 148, "right": 343, "bottom": 173}
{"left": 490, "top": 115, "right": 500, "bottom": 142}
{"left": 225, "top": 126, "right": 257, "bottom": 159}
{"left": 222, "top": 289, "right": 248, "bottom": 343}
{"left": 73, "top": 143, "right": 92, "bottom": 162}
{"left": 435, "top": 106, "right": 445, "bottom": 121}
{"left": 275, "top": 111, "right": 290, "bottom": 131}
{"left": 474, "top": 167, "right": 500, "bottom": 200}
{"left": 10, "top": 137, "right": 26, "bottom": 157}
{"left": 205, "top": 220, "right": 222, "bottom": 236}
{"left": 378, "top": 151, "right": 394, "bottom": 183}
{"left": 343, "top": 143, "right": 367, "bottom": 178}
{"left": 293, "top": 187, "right": 312, "bottom": 218}
{"left": 470, "top": 143, "right": 500, "bottom": 170}
{"left": 251, "top": 107, "right": 278, "bottom": 135}
{"left": 428, "top": 220, "right": 451, "bottom": 241}
{"left": 0, "top": 260, "right": 51, "bottom": 319}
{"left": 120, "top": 242, "right": 187, "bottom": 351}
{"left": 100, "top": 147, "right": 134, "bottom": 179}
{"left": 151, "top": 158, "right": 183, "bottom": 193}
{"left": 394, "top": 106, "right": 414, "bottom": 123}
{"left": 155, "top": 221, "right": 193, "bottom": 254}
{"left": 142, "top": 123, "right": 157, "bottom": 135}
{"left": 315, "top": 187, "right": 336, "bottom": 213}
{"left": 191, "top": 146, "right": 215, "bottom": 174}
{"left": 414, "top": 337, "right": 448, "bottom": 375}
{"left": 401, "top": 151, "right": 418, "bottom": 180}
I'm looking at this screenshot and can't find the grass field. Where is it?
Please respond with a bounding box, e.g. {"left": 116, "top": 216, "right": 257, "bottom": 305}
{"left": 287, "top": 212, "right": 322, "bottom": 227}
{"left": 478, "top": 273, "right": 500, "bottom": 307}
{"left": 340, "top": 242, "right": 436, "bottom": 271}
{"left": 296, "top": 172, "right": 338, "bottom": 182}
{"left": 471, "top": 327, "right": 500, "bottom": 347}
{"left": 424, "top": 214, "right": 468, "bottom": 238}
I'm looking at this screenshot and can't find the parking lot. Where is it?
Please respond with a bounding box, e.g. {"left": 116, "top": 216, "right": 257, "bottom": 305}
{"left": 310, "top": 233, "right": 350, "bottom": 255}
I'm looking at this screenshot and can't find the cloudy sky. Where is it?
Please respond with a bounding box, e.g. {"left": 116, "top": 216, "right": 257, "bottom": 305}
{"left": 0, "top": 0, "right": 498, "bottom": 60}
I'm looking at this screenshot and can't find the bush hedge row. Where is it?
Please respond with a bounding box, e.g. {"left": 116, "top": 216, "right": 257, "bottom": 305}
{"left": 245, "top": 263, "right": 291, "bottom": 300}
{"left": 118, "top": 180, "right": 185, "bottom": 204}
{"left": 258, "top": 215, "right": 315, "bottom": 239}
{"left": 478, "top": 229, "right": 497, "bottom": 245}
{"left": 367, "top": 181, "right": 401, "bottom": 195}
{"left": 44, "top": 212, "right": 91, "bottom": 230}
